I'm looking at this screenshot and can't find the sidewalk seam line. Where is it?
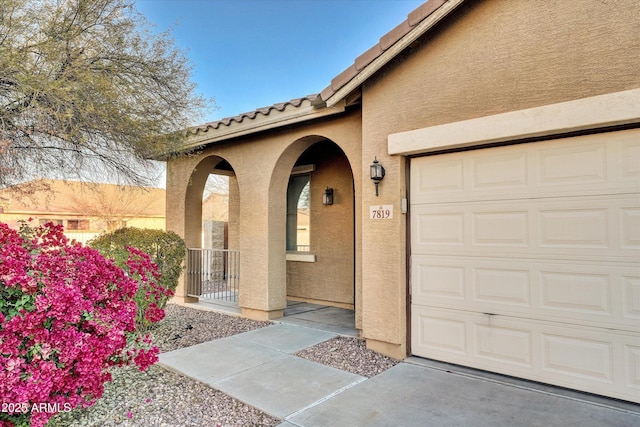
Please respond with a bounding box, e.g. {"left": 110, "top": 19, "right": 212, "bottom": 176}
{"left": 283, "top": 377, "right": 368, "bottom": 421}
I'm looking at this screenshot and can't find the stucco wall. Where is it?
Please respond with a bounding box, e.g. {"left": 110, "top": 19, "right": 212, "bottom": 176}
{"left": 228, "top": 175, "right": 240, "bottom": 250}
{"left": 358, "top": 0, "right": 640, "bottom": 356}
{"left": 366, "top": 0, "right": 640, "bottom": 134}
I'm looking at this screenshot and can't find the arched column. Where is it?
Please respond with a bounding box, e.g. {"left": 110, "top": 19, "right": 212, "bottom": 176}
{"left": 237, "top": 136, "right": 322, "bottom": 320}
{"left": 167, "top": 155, "right": 236, "bottom": 303}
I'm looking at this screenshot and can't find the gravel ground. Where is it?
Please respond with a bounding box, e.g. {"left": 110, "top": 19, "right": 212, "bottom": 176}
{"left": 150, "top": 304, "right": 272, "bottom": 353}
{"left": 295, "top": 336, "right": 398, "bottom": 378}
{"left": 47, "top": 303, "right": 398, "bottom": 426}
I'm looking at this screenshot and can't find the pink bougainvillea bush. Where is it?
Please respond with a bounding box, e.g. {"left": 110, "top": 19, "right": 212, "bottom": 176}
{"left": 0, "top": 222, "right": 171, "bottom": 427}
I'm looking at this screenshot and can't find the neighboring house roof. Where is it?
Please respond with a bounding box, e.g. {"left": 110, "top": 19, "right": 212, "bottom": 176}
{"left": 0, "top": 179, "right": 165, "bottom": 217}
{"left": 182, "top": 0, "right": 464, "bottom": 148}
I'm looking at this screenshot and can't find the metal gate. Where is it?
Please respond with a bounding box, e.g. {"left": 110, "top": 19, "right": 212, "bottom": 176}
{"left": 186, "top": 248, "right": 239, "bottom": 303}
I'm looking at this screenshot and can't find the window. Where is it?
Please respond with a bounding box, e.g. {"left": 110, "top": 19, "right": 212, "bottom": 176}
{"left": 39, "top": 219, "right": 63, "bottom": 226}
{"left": 67, "top": 219, "right": 90, "bottom": 230}
{"left": 286, "top": 175, "right": 310, "bottom": 251}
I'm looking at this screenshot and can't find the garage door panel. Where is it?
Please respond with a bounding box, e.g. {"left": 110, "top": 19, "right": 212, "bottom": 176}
{"left": 535, "top": 264, "right": 636, "bottom": 326}
{"left": 473, "top": 267, "right": 531, "bottom": 306}
{"left": 413, "top": 313, "right": 468, "bottom": 356}
{"left": 623, "top": 275, "right": 640, "bottom": 320}
{"left": 626, "top": 345, "right": 640, "bottom": 390}
{"left": 475, "top": 323, "right": 533, "bottom": 367}
{"left": 410, "top": 129, "right": 640, "bottom": 205}
{"left": 413, "top": 157, "right": 465, "bottom": 195}
{"left": 541, "top": 333, "right": 613, "bottom": 383}
{"left": 473, "top": 211, "right": 529, "bottom": 246}
{"left": 536, "top": 326, "right": 638, "bottom": 397}
{"left": 412, "top": 261, "right": 466, "bottom": 300}
{"left": 412, "top": 307, "right": 639, "bottom": 402}
{"left": 621, "top": 207, "right": 640, "bottom": 249}
{"left": 538, "top": 208, "right": 608, "bottom": 249}
{"left": 621, "top": 135, "right": 640, "bottom": 179}
{"left": 412, "top": 255, "right": 637, "bottom": 330}
{"left": 539, "top": 271, "right": 609, "bottom": 314}
{"left": 412, "top": 307, "right": 534, "bottom": 370}
{"left": 412, "top": 257, "right": 533, "bottom": 309}
{"left": 412, "top": 195, "right": 639, "bottom": 261}
{"left": 414, "top": 211, "right": 465, "bottom": 246}
{"left": 537, "top": 141, "right": 607, "bottom": 187}
{"left": 469, "top": 150, "right": 528, "bottom": 191}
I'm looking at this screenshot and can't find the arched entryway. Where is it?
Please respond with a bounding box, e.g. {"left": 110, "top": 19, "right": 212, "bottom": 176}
{"left": 183, "top": 155, "right": 240, "bottom": 305}
{"left": 279, "top": 138, "right": 357, "bottom": 333}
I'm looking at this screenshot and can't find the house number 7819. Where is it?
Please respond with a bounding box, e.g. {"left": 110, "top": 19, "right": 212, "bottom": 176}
{"left": 369, "top": 205, "right": 393, "bottom": 219}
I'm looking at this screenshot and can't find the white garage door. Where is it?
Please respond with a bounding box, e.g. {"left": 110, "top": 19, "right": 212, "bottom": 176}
{"left": 410, "top": 128, "right": 640, "bottom": 403}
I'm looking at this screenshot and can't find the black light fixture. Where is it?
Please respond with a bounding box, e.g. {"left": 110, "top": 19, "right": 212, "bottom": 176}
{"left": 370, "top": 157, "right": 385, "bottom": 197}
{"left": 323, "top": 187, "right": 334, "bottom": 205}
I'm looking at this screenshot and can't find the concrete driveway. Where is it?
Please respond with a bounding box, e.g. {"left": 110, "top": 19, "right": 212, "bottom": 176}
{"left": 160, "top": 321, "right": 639, "bottom": 427}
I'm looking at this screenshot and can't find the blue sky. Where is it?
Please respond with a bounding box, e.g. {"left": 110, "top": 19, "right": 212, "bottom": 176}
{"left": 135, "top": 0, "right": 425, "bottom": 124}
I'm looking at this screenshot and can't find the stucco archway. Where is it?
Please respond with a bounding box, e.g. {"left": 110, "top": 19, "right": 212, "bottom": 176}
{"left": 183, "top": 156, "right": 238, "bottom": 249}
{"left": 265, "top": 136, "right": 357, "bottom": 318}
{"left": 173, "top": 155, "right": 239, "bottom": 304}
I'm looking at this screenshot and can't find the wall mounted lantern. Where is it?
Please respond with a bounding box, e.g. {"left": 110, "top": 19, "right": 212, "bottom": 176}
{"left": 323, "top": 187, "right": 334, "bottom": 205}
{"left": 370, "top": 157, "right": 385, "bottom": 197}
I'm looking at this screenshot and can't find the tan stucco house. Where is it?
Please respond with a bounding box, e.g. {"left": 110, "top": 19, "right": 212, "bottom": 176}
{"left": 162, "top": 0, "right": 639, "bottom": 403}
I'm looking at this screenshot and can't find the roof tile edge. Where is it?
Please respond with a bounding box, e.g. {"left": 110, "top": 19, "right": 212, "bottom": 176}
{"left": 188, "top": 94, "right": 321, "bottom": 135}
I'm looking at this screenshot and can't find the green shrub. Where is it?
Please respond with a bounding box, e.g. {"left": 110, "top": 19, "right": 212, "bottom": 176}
{"left": 89, "top": 227, "right": 186, "bottom": 314}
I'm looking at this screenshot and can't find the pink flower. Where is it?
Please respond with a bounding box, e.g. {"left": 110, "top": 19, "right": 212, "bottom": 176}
{"left": 0, "top": 221, "right": 165, "bottom": 427}
{"left": 145, "top": 303, "right": 165, "bottom": 323}
{"left": 133, "top": 347, "right": 159, "bottom": 371}
{"left": 5, "top": 358, "right": 22, "bottom": 372}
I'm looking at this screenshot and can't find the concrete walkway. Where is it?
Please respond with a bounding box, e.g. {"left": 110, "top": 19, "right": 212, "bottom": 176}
{"left": 159, "top": 322, "right": 640, "bottom": 427}
{"left": 277, "top": 300, "right": 359, "bottom": 337}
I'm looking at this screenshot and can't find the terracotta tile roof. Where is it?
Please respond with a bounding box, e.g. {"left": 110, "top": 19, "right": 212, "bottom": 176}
{"left": 188, "top": 94, "right": 322, "bottom": 134}
{"left": 189, "top": 0, "right": 452, "bottom": 136}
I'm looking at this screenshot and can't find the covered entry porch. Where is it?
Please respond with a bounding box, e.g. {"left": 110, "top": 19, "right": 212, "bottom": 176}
{"left": 184, "top": 247, "right": 356, "bottom": 335}
{"left": 187, "top": 297, "right": 357, "bottom": 337}
{"left": 165, "top": 101, "right": 363, "bottom": 330}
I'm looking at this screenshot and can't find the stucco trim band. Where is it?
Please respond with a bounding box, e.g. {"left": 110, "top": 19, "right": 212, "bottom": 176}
{"left": 388, "top": 88, "right": 640, "bottom": 156}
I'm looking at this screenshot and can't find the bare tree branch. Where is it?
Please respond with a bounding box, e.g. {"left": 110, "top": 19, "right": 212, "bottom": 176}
{"left": 0, "top": 0, "right": 214, "bottom": 191}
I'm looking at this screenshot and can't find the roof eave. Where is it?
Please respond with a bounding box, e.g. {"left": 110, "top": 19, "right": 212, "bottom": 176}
{"left": 322, "top": 0, "right": 465, "bottom": 108}
{"left": 177, "top": 98, "right": 347, "bottom": 152}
